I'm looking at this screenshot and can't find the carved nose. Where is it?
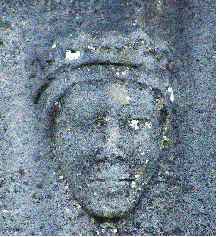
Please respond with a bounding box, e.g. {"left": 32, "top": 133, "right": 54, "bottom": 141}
{"left": 95, "top": 155, "right": 125, "bottom": 165}
{"left": 111, "top": 155, "right": 125, "bottom": 164}
{"left": 105, "top": 116, "right": 121, "bottom": 154}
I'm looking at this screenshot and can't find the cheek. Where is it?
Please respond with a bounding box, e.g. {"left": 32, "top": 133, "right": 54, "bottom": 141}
{"left": 54, "top": 126, "right": 105, "bottom": 154}
{"left": 130, "top": 125, "right": 161, "bottom": 154}
{"left": 139, "top": 129, "right": 161, "bottom": 159}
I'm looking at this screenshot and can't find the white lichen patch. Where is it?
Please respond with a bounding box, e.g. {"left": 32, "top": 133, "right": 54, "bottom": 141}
{"left": 163, "top": 135, "right": 169, "bottom": 141}
{"left": 145, "top": 121, "right": 152, "bottom": 128}
{"left": 2, "top": 210, "right": 9, "bottom": 213}
{"left": 126, "top": 96, "right": 131, "bottom": 102}
{"left": 104, "top": 116, "right": 110, "bottom": 122}
{"left": 157, "top": 0, "right": 163, "bottom": 11}
{"left": 115, "top": 69, "right": 129, "bottom": 77}
{"left": 133, "top": 20, "right": 138, "bottom": 26}
{"left": 87, "top": 45, "right": 96, "bottom": 51}
{"left": 156, "top": 98, "right": 165, "bottom": 110}
{"left": 168, "top": 87, "right": 174, "bottom": 102}
{"left": 65, "top": 185, "right": 69, "bottom": 189}
{"left": 135, "top": 174, "right": 140, "bottom": 179}
{"left": 52, "top": 43, "right": 57, "bottom": 49}
{"left": 122, "top": 71, "right": 128, "bottom": 76}
{"left": 130, "top": 119, "right": 139, "bottom": 130}
{"left": 54, "top": 101, "right": 61, "bottom": 108}
{"left": 131, "top": 181, "right": 136, "bottom": 188}
{"left": 64, "top": 207, "right": 70, "bottom": 213}
{"left": 65, "top": 50, "right": 81, "bottom": 60}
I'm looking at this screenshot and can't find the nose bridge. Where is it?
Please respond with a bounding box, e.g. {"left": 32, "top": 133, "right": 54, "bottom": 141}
{"left": 104, "top": 114, "right": 122, "bottom": 155}
{"left": 106, "top": 115, "right": 120, "bottom": 143}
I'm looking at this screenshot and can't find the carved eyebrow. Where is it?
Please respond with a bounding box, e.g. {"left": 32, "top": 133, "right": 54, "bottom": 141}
{"left": 44, "top": 61, "right": 140, "bottom": 81}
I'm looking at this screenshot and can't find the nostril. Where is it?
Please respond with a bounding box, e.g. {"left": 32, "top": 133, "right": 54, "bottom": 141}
{"left": 91, "top": 147, "right": 102, "bottom": 155}
{"left": 45, "top": 59, "right": 55, "bottom": 65}
{"left": 94, "top": 155, "right": 125, "bottom": 165}
{"left": 115, "top": 155, "right": 123, "bottom": 161}
{"left": 95, "top": 157, "right": 108, "bottom": 164}
{"left": 111, "top": 155, "right": 126, "bottom": 164}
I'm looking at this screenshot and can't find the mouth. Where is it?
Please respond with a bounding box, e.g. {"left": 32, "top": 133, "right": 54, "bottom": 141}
{"left": 87, "top": 178, "right": 138, "bottom": 200}
{"left": 89, "top": 160, "right": 134, "bottom": 182}
{"left": 90, "top": 178, "right": 135, "bottom": 183}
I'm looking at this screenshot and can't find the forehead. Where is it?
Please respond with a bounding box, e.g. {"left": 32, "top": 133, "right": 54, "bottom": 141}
{"left": 62, "top": 80, "right": 154, "bottom": 116}
{"left": 68, "top": 80, "right": 152, "bottom": 101}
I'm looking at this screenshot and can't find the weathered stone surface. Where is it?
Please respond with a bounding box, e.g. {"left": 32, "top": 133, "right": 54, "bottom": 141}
{"left": 0, "top": 0, "right": 215, "bottom": 235}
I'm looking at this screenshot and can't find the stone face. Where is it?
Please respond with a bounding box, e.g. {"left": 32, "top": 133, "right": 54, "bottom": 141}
{"left": 52, "top": 79, "right": 162, "bottom": 218}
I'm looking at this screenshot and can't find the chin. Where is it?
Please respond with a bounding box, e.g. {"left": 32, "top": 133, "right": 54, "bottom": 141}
{"left": 82, "top": 197, "right": 140, "bottom": 219}
{"left": 67, "top": 173, "right": 145, "bottom": 219}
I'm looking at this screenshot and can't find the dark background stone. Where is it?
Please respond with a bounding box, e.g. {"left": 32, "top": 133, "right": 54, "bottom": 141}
{"left": 0, "top": 0, "right": 215, "bottom": 235}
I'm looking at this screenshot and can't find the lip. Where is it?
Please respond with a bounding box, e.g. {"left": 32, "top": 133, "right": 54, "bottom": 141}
{"left": 87, "top": 179, "right": 134, "bottom": 197}
{"left": 90, "top": 178, "right": 135, "bottom": 183}
{"left": 85, "top": 178, "right": 140, "bottom": 201}
{"left": 87, "top": 161, "right": 142, "bottom": 184}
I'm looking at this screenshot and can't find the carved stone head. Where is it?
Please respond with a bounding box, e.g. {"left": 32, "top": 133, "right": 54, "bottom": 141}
{"left": 25, "top": 3, "right": 173, "bottom": 219}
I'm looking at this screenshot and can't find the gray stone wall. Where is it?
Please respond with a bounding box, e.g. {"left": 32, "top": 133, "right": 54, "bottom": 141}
{"left": 0, "top": 0, "right": 215, "bottom": 235}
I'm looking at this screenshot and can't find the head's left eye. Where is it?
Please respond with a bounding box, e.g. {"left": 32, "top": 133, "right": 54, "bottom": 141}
{"left": 95, "top": 116, "right": 108, "bottom": 128}
{"left": 118, "top": 116, "right": 151, "bottom": 131}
